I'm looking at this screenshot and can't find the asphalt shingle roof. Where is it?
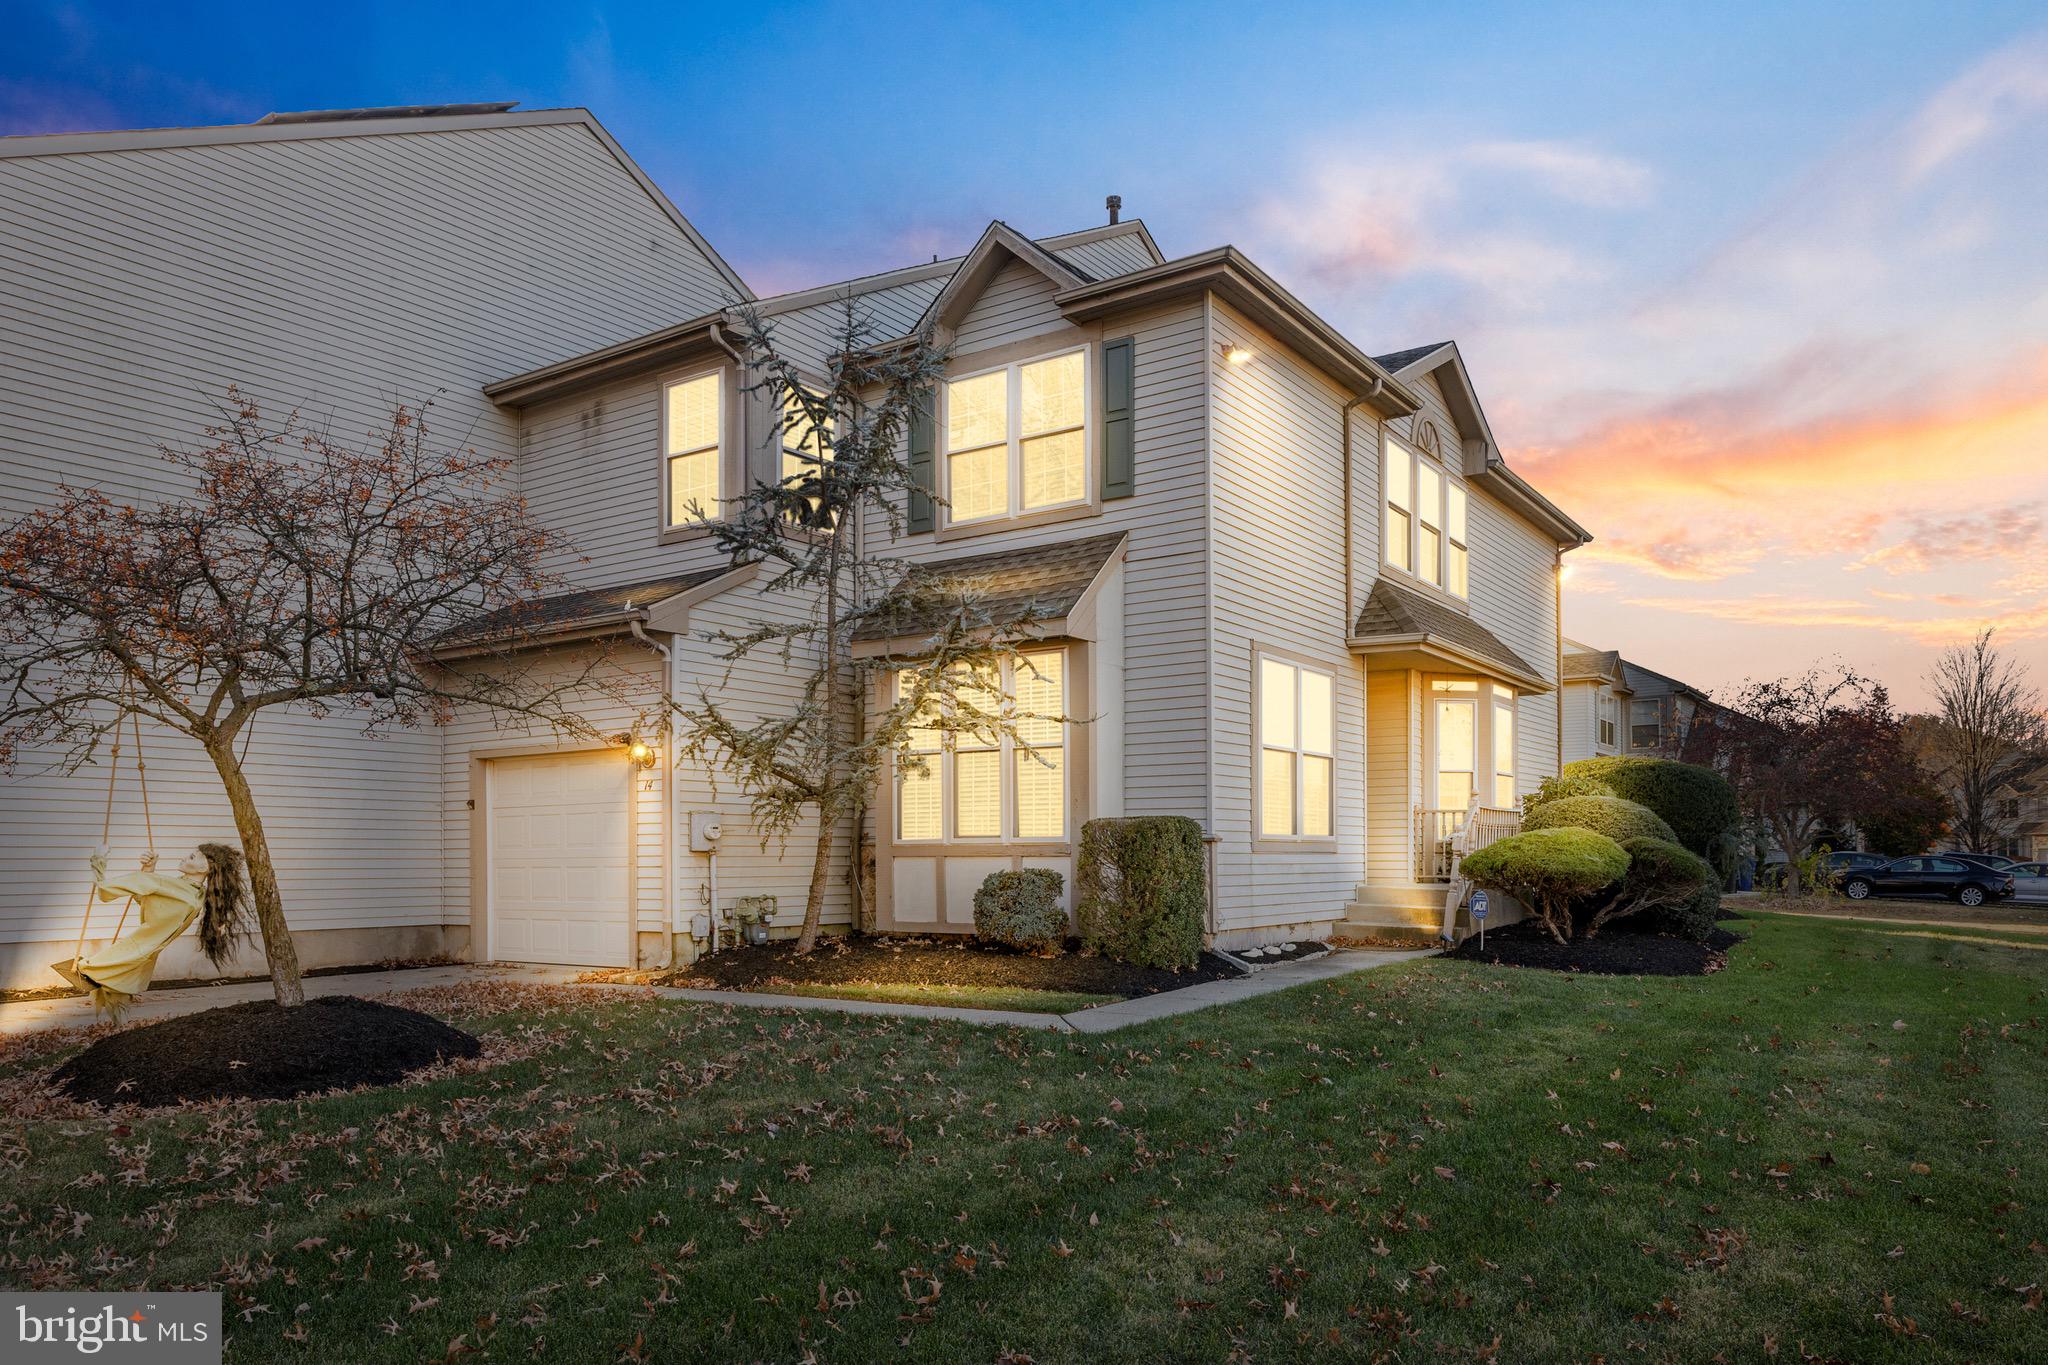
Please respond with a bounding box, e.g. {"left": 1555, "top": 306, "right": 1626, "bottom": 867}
{"left": 1352, "top": 577, "right": 1545, "bottom": 683}
{"left": 436, "top": 567, "right": 731, "bottom": 649}
{"left": 1369, "top": 342, "right": 1451, "bottom": 373}
{"left": 1562, "top": 648, "right": 1623, "bottom": 683}
{"left": 853, "top": 532, "right": 1127, "bottom": 642}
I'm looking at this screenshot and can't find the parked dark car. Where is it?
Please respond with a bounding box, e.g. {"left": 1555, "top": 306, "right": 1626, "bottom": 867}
{"left": 1842, "top": 856, "right": 2016, "bottom": 908}
{"left": 1942, "top": 852, "right": 2020, "bottom": 872}
{"left": 1759, "top": 850, "right": 1886, "bottom": 890}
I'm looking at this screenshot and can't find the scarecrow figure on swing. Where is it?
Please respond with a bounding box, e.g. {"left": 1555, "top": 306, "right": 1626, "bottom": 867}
{"left": 49, "top": 698, "right": 253, "bottom": 1020}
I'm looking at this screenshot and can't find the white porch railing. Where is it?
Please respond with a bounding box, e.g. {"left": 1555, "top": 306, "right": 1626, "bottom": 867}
{"left": 1414, "top": 802, "right": 1522, "bottom": 883}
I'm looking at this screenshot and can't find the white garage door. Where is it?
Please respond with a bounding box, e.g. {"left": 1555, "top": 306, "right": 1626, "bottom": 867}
{"left": 487, "top": 751, "right": 631, "bottom": 966}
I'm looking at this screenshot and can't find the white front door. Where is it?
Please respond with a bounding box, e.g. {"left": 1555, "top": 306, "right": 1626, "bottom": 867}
{"left": 487, "top": 751, "right": 631, "bottom": 966}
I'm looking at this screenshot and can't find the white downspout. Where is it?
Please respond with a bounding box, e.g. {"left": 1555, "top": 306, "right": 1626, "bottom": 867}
{"left": 630, "top": 617, "right": 678, "bottom": 972}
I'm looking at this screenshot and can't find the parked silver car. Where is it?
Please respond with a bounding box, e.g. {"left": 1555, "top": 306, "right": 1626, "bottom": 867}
{"left": 2008, "top": 861, "right": 2048, "bottom": 902}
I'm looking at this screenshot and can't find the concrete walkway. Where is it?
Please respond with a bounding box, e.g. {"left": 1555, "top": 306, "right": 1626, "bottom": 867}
{"left": 0, "top": 962, "right": 583, "bottom": 1037}
{"left": 628, "top": 945, "right": 1438, "bottom": 1033}
{"left": 3, "top": 948, "right": 1437, "bottom": 1039}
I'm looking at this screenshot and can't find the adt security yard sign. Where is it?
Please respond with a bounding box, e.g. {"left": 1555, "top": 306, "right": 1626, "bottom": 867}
{"left": 1469, "top": 890, "right": 1489, "bottom": 949}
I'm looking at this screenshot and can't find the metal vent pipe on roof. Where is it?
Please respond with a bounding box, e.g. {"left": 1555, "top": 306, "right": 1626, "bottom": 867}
{"left": 1106, "top": 194, "right": 1121, "bottom": 225}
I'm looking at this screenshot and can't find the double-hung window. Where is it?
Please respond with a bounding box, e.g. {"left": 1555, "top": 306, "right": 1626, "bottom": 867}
{"left": 1259, "top": 656, "right": 1334, "bottom": 839}
{"left": 1597, "top": 693, "right": 1618, "bottom": 748}
{"left": 663, "top": 369, "right": 723, "bottom": 526}
{"left": 943, "top": 349, "right": 1088, "bottom": 525}
{"left": 893, "top": 649, "right": 1068, "bottom": 843}
{"left": 1383, "top": 434, "right": 1469, "bottom": 598}
{"left": 779, "top": 387, "right": 834, "bottom": 524}
{"left": 1630, "top": 699, "right": 1662, "bottom": 750}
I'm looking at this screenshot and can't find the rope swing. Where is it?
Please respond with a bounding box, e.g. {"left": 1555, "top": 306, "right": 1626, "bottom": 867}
{"left": 64, "top": 683, "right": 155, "bottom": 969}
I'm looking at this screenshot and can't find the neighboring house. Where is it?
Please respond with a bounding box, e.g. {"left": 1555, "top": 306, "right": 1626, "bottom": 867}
{"left": 1559, "top": 638, "right": 1717, "bottom": 765}
{"left": 0, "top": 103, "right": 1592, "bottom": 986}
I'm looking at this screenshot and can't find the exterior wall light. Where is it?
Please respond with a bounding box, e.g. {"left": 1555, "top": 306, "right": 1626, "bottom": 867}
{"left": 1220, "top": 341, "right": 1253, "bottom": 365}
{"left": 627, "top": 739, "right": 657, "bottom": 769}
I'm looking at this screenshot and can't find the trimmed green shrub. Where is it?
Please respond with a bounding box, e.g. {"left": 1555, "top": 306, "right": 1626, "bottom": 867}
{"left": 1520, "top": 768, "right": 1611, "bottom": 817}
{"left": 1556, "top": 756, "right": 1738, "bottom": 859}
{"left": 972, "top": 869, "right": 1067, "bottom": 954}
{"left": 1076, "top": 816, "right": 1205, "bottom": 970}
{"left": 1524, "top": 794, "right": 1677, "bottom": 847}
{"left": 1590, "top": 837, "right": 1719, "bottom": 940}
{"left": 1459, "top": 827, "right": 1629, "bottom": 944}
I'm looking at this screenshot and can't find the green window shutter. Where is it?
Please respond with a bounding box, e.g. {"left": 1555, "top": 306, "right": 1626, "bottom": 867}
{"left": 1101, "top": 337, "right": 1135, "bottom": 500}
{"left": 907, "top": 390, "right": 935, "bottom": 533}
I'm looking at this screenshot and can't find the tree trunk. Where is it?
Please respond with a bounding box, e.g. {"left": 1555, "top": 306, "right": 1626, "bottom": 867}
{"left": 793, "top": 817, "right": 833, "bottom": 954}
{"left": 205, "top": 740, "right": 305, "bottom": 1006}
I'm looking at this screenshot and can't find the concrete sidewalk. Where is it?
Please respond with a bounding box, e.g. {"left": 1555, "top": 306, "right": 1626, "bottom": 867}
{"left": 0, "top": 962, "right": 584, "bottom": 1037}
{"left": 2, "top": 948, "right": 1437, "bottom": 1041}
{"left": 627, "top": 945, "right": 1438, "bottom": 1033}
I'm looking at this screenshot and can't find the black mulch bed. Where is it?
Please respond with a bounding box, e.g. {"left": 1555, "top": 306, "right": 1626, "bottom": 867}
{"left": 1446, "top": 921, "right": 1746, "bottom": 977}
{"left": 53, "top": 996, "right": 481, "bottom": 1107}
{"left": 678, "top": 935, "right": 1243, "bottom": 999}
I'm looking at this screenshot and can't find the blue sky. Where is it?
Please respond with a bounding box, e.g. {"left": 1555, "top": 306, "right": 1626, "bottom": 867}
{"left": 6, "top": 2, "right": 2047, "bottom": 705}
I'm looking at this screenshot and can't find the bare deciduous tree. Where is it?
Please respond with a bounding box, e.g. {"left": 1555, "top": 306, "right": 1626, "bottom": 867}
{"left": 1924, "top": 629, "right": 2048, "bottom": 852}
{"left": 0, "top": 391, "right": 631, "bottom": 1005}
{"left": 671, "top": 305, "right": 1062, "bottom": 954}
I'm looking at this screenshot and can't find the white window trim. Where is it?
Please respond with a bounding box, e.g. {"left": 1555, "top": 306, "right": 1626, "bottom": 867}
{"left": 1597, "top": 692, "right": 1618, "bottom": 750}
{"left": 1254, "top": 649, "right": 1338, "bottom": 847}
{"left": 1382, "top": 430, "right": 1470, "bottom": 601}
{"left": 892, "top": 650, "right": 1071, "bottom": 846}
{"left": 658, "top": 362, "right": 737, "bottom": 538}
{"left": 937, "top": 342, "right": 1095, "bottom": 532}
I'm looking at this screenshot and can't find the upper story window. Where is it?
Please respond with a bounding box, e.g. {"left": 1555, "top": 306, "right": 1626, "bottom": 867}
{"left": 662, "top": 369, "right": 723, "bottom": 526}
{"left": 942, "top": 348, "right": 1088, "bottom": 525}
{"left": 1630, "top": 699, "right": 1662, "bottom": 750}
{"left": 1383, "top": 433, "right": 1468, "bottom": 598}
{"left": 1597, "top": 693, "right": 1618, "bottom": 748}
{"left": 780, "top": 387, "right": 835, "bottom": 525}
{"left": 1259, "top": 655, "right": 1335, "bottom": 840}
{"left": 895, "top": 650, "right": 1068, "bottom": 844}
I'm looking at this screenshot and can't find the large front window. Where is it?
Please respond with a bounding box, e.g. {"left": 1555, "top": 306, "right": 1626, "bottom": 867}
{"left": 895, "top": 649, "right": 1067, "bottom": 842}
{"left": 663, "top": 370, "right": 723, "bottom": 526}
{"left": 1259, "top": 656, "right": 1334, "bottom": 839}
{"left": 1383, "top": 434, "right": 1468, "bottom": 598}
{"left": 943, "top": 349, "right": 1088, "bottom": 524}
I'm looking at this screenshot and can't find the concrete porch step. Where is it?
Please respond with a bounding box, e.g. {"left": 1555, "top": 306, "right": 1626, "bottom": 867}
{"left": 1337, "top": 882, "right": 1455, "bottom": 943}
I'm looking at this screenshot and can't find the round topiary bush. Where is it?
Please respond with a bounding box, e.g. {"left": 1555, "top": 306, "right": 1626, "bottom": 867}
{"left": 1588, "top": 836, "right": 1719, "bottom": 940}
{"left": 972, "top": 868, "right": 1067, "bottom": 954}
{"left": 1458, "top": 827, "right": 1630, "bottom": 944}
{"left": 1555, "top": 756, "right": 1739, "bottom": 859}
{"left": 1524, "top": 794, "right": 1677, "bottom": 846}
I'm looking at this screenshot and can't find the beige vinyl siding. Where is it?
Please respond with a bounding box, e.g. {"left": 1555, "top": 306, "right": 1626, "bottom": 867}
{"left": 0, "top": 118, "right": 743, "bottom": 972}
{"left": 669, "top": 578, "right": 855, "bottom": 933}
{"left": 1206, "top": 298, "right": 1365, "bottom": 932}
{"left": 1364, "top": 670, "right": 1414, "bottom": 885}
{"left": 952, "top": 259, "right": 1072, "bottom": 354}
{"left": 1561, "top": 681, "right": 1598, "bottom": 764}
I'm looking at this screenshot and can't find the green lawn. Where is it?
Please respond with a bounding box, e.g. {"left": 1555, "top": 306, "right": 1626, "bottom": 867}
{"left": 2, "top": 913, "right": 2043, "bottom": 1362}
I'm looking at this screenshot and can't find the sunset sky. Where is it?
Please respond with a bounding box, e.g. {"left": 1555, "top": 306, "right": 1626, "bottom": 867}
{"left": 6, "top": 1, "right": 2044, "bottom": 708}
